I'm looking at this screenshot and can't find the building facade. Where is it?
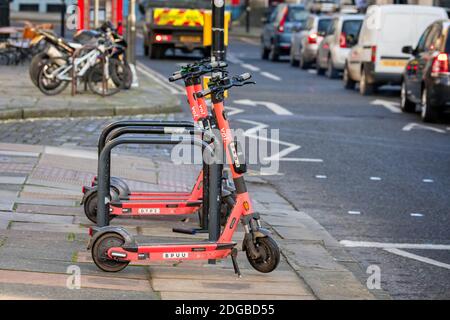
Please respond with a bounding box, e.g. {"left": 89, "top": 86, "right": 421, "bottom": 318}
{"left": 10, "top": 0, "right": 67, "bottom": 13}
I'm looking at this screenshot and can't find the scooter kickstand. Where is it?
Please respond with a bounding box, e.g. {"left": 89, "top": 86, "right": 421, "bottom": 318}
{"left": 231, "top": 248, "right": 242, "bottom": 278}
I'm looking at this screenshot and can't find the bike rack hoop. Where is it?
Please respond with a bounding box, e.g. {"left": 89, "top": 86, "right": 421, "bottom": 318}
{"left": 97, "top": 120, "right": 196, "bottom": 156}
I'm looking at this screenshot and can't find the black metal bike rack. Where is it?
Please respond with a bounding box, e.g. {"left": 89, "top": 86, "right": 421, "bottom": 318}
{"left": 100, "top": 125, "right": 210, "bottom": 230}
{"left": 96, "top": 136, "right": 221, "bottom": 244}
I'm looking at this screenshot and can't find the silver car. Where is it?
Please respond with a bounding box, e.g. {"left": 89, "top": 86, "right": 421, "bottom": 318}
{"left": 290, "top": 15, "right": 332, "bottom": 69}
{"left": 316, "top": 14, "right": 364, "bottom": 78}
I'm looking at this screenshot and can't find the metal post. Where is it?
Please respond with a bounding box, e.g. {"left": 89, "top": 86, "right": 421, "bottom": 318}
{"left": 211, "top": 0, "right": 225, "bottom": 61}
{"left": 94, "top": 0, "right": 100, "bottom": 28}
{"left": 60, "top": 0, "right": 66, "bottom": 37}
{"left": 127, "top": 0, "right": 136, "bottom": 64}
{"left": 245, "top": 0, "right": 250, "bottom": 34}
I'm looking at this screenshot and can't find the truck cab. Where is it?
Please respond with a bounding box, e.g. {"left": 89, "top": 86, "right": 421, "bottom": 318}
{"left": 139, "top": 0, "right": 212, "bottom": 59}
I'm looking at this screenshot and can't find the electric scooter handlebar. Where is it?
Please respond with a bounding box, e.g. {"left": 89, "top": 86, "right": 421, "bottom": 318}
{"left": 194, "top": 73, "right": 255, "bottom": 98}
{"left": 168, "top": 61, "right": 228, "bottom": 82}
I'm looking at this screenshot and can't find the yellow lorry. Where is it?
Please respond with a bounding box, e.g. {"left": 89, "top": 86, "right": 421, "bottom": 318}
{"left": 139, "top": 0, "right": 229, "bottom": 59}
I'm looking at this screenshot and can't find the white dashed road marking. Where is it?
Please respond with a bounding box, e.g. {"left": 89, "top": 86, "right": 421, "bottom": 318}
{"left": 410, "top": 213, "right": 424, "bottom": 217}
{"left": 348, "top": 211, "right": 361, "bottom": 215}
{"left": 422, "top": 179, "right": 434, "bottom": 183}
{"left": 370, "top": 177, "right": 382, "bottom": 181}
{"left": 315, "top": 175, "right": 327, "bottom": 179}
{"left": 240, "top": 63, "right": 260, "bottom": 72}
{"left": 260, "top": 71, "right": 282, "bottom": 81}
{"left": 340, "top": 240, "right": 450, "bottom": 250}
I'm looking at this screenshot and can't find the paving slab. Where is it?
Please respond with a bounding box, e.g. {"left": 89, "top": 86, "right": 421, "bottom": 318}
{"left": 161, "top": 292, "right": 314, "bottom": 300}
{"left": 0, "top": 282, "right": 158, "bottom": 300}
{"left": 14, "top": 204, "right": 84, "bottom": 216}
{"left": 0, "top": 176, "right": 27, "bottom": 185}
{"left": 151, "top": 278, "right": 312, "bottom": 297}
{"left": 0, "top": 212, "right": 74, "bottom": 224}
{"left": 0, "top": 270, "right": 153, "bottom": 293}
{"left": 280, "top": 242, "right": 347, "bottom": 272}
{"left": 295, "top": 268, "right": 374, "bottom": 300}
{"left": 9, "top": 222, "right": 85, "bottom": 234}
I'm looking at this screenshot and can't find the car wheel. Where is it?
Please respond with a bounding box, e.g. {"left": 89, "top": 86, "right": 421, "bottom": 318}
{"left": 269, "top": 43, "right": 279, "bottom": 62}
{"left": 261, "top": 42, "right": 269, "bottom": 60}
{"left": 400, "top": 80, "right": 416, "bottom": 113}
{"left": 299, "top": 54, "right": 310, "bottom": 70}
{"left": 359, "top": 68, "right": 374, "bottom": 96}
{"left": 343, "top": 65, "right": 356, "bottom": 90}
{"left": 316, "top": 57, "right": 325, "bottom": 75}
{"left": 326, "top": 57, "right": 339, "bottom": 79}
{"left": 421, "top": 87, "right": 440, "bottom": 123}
{"left": 143, "top": 44, "right": 149, "bottom": 57}
{"left": 290, "top": 49, "right": 299, "bottom": 67}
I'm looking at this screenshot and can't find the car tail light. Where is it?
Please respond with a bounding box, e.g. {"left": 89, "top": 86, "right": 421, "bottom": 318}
{"left": 88, "top": 227, "right": 93, "bottom": 237}
{"left": 82, "top": 186, "right": 86, "bottom": 194}
{"left": 431, "top": 52, "right": 449, "bottom": 76}
{"left": 278, "top": 7, "right": 288, "bottom": 33}
{"left": 155, "top": 34, "right": 172, "bottom": 42}
{"left": 339, "top": 32, "right": 347, "bottom": 48}
{"left": 308, "top": 33, "right": 318, "bottom": 44}
{"left": 371, "top": 46, "right": 377, "bottom": 63}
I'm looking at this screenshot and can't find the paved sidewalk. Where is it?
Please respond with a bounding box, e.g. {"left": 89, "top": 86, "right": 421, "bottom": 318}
{"left": 0, "top": 65, "right": 180, "bottom": 120}
{"left": 0, "top": 142, "right": 376, "bottom": 300}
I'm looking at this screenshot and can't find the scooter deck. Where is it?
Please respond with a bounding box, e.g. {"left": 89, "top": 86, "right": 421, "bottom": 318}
{"left": 110, "top": 199, "right": 203, "bottom": 215}
{"left": 109, "top": 241, "right": 236, "bottom": 262}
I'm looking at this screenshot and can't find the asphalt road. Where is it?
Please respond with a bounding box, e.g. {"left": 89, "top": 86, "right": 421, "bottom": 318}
{"left": 137, "top": 37, "right": 450, "bottom": 299}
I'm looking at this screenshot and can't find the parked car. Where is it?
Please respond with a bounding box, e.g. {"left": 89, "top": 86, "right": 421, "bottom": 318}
{"left": 316, "top": 14, "right": 364, "bottom": 78}
{"left": 290, "top": 14, "right": 332, "bottom": 69}
{"left": 305, "top": 0, "right": 340, "bottom": 14}
{"left": 344, "top": 5, "right": 448, "bottom": 95}
{"left": 401, "top": 20, "right": 450, "bottom": 123}
{"left": 261, "top": 4, "right": 309, "bottom": 61}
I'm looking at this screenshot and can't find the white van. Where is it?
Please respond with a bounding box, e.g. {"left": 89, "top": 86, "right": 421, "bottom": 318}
{"left": 344, "top": 5, "right": 448, "bottom": 95}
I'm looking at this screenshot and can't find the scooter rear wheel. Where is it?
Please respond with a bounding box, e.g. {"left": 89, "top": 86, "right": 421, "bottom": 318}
{"left": 246, "top": 237, "right": 280, "bottom": 273}
{"left": 83, "top": 189, "right": 117, "bottom": 224}
{"left": 92, "top": 233, "right": 129, "bottom": 272}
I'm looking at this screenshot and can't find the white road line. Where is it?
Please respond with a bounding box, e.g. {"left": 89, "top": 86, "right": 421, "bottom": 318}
{"left": 410, "top": 213, "right": 424, "bottom": 217}
{"left": 307, "top": 69, "right": 317, "bottom": 74}
{"left": 422, "top": 179, "right": 434, "bottom": 183}
{"left": 234, "top": 99, "right": 292, "bottom": 116}
{"left": 227, "top": 53, "right": 244, "bottom": 65}
{"left": 402, "top": 122, "right": 446, "bottom": 134}
{"left": 136, "top": 63, "right": 185, "bottom": 95}
{"left": 238, "top": 37, "right": 259, "bottom": 45}
{"left": 240, "top": 63, "right": 260, "bottom": 72}
{"left": 279, "top": 158, "right": 323, "bottom": 162}
{"left": 238, "top": 119, "right": 300, "bottom": 160}
{"left": 370, "top": 177, "right": 382, "bottom": 181}
{"left": 315, "top": 175, "right": 327, "bottom": 179}
{"left": 224, "top": 106, "right": 245, "bottom": 116}
{"left": 340, "top": 240, "right": 450, "bottom": 250}
{"left": 260, "top": 71, "right": 281, "bottom": 81}
{"left": 384, "top": 248, "right": 450, "bottom": 270}
{"left": 370, "top": 99, "right": 401, "bottom": 113}
{"left": 348, "top": 211, "right": 361, "bottom": 215}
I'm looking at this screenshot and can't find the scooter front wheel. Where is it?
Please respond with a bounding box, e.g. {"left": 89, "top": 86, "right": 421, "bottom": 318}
{"left": 246, "top": 237, "right": 280, "bottom": 273}
{"left": 92, "top": 233, "right": 129, "bottom": 272}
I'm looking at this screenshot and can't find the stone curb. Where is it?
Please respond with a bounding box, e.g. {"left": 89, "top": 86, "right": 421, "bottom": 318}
{"left": 0, "top": 98, "right": 181, "bottom": 121}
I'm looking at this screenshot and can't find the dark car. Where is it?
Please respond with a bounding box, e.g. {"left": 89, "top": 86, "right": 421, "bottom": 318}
{"left": 261, "top": 4, "right": 308, "bottom": 61}
{"left": 401, "top": 20, "right": 450, "bottom": 123}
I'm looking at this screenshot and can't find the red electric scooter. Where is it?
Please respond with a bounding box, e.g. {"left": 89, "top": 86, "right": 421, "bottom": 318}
{"left": 88, "top": 72, "right": 280, "bottom": 276}
{"left": 81, "top": 60, "right": 235, "bottom": 225}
